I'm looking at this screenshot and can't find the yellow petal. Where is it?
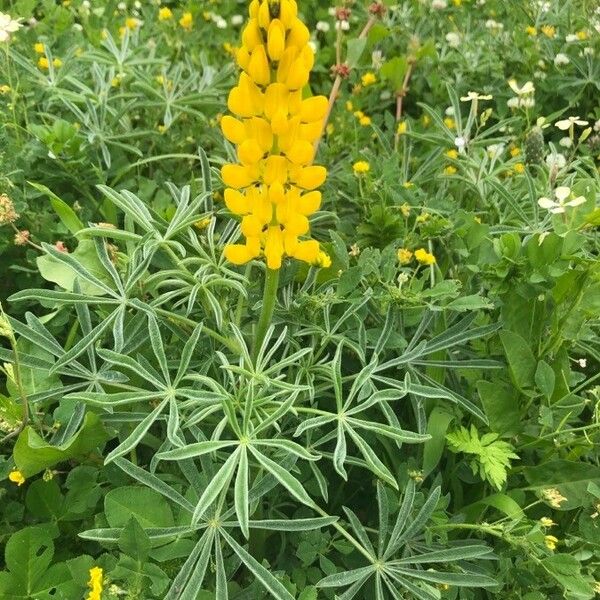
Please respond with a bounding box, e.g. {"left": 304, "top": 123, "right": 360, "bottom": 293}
{"left": 264, "top": 83, "right": 289, "bottom": 120}
{"left": 242, "top": 19, "right": 262, "bottom": 51}
{"left": 286, "top": 58, "right": 309, "bottom": 90}
{"left": 299, "top": 121, "right": 323, "bottom": 142}
{"left": 286, "top": 140, "right": 313, "bottom": 165}
{"left": 282, "top": 212, "right": 309, "bottom": 235}
{"left": 249, "top": 117, "right": 273, "bottom": 152}
{"left": 241, "top": 215, "right": 264, "bottom": 237}
{"left": 264, "top": 226, "right": 284, "bottom": 269}
{"left": 276, "top": 46, "right": 298, "bottom": 85}
{"left": 228, "top": 87, "right": 252, "bottom": 117}
{"left": 221, "top": 116, "right": 246, "bottom": 144}
{"left": 297, "top": 190, "right": 321, "bottom": 215}
{"left": 279, "top": 0, "right": 298, "bottom": 28}
{"left": 249, "top": 0, "right": 260, "bottom": 18}
{"left": 292, "top": 239, "right": 320, "bottom": 263}
{"left": 224, "top": 243, "right": 258, "bottom": 265}
{"left": 238, "top": 139, "right": 264, "bottom": 165}
{"left": 286, "top": 19, "right": 310, "bottom": 48}
{"left": 258, "top": 0, "right": 271, "bottom": 29}
{"left": 263, "top": 155, "right": 288, "bottom": 185}
{"left": 269, "top": 182, "right": 285, "bottom": 204}
{"left": 300, "top": 96, "right": 328, "bottom": 123}
{"left": 248, "top": 45, "right": 270, "bottom": 86}
{"left": 221, "top": 164, "right": 256, "bottom": 188}
{"left": 293, "top": 165, "right": 327, "bottom": 190}
{"left": 236, "top": 46, "right": 250, "bottom": 71}
{"left": 267, "top": 19, "right": 286, "bottom": 61}
{"left": 224, "top": 188, "right": 252, "bottom": 215}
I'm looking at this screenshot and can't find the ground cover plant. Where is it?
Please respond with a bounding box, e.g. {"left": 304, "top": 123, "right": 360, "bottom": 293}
{"left": 0, "top": 0, "right": 599, "bottom": 598}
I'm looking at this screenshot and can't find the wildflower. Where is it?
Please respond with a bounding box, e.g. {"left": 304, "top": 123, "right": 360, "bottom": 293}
{"left": 126, "top": 17, "right": 140, "bottom": 30}
{"left": 445, "top": 149, "right": 458, "bottom": 159}
{"left": 445, "top": 31, "right": 460, "bottom": 47}
{"left": 443, "top": 117, "right": 455, "bottom": 129}
{"left": 538, "top": 186, "right": 585, "bottom": 214}
{"left": 558, "top": 137, "right": 572, "bottom": 148}
{"left": 220, "top": 0, "right": 330, "bottom": 270}
{"left": 86, "top": 566, "right": 103, "bottom": 600}
{"left": 345, "top": 100, "right": 353, "bottom": 112}
{"left": 565, "top": 33, "right": 578, "bottom": 43}
{"left": 460, "top": 91, "right": 493, "bottom": 101}
{"left": 415, "top": 248, "right": 436, "bottom": 265}
{"left": 444, "top": 165, "right": 457, "bottom": 175}
{"left": 316, "top": 21, "right": 330, "bottom": 32}
{"left": 0, "top": 84, "right": 10, "bottom": 94}
{"left": 508, "top": 79, "right": 535, "bottom": 96}
{"left": 539, "top": 517, "right": 556, "bottom": 527}
{"left": 194, "top": 217, "right": 212, "bottom": 230}
{"left": 52, "top": 58, "right": 62, "bottom": 68}
{"left": 510, "top": 147, "right": 521, "bottom": 157}
{"left": 525, "top": 26, "right": 537, "bottom": 36}
{"left": 545, "top": 152, "right": 566, "bottom": 169}
{"left": 358, "top": 115, "right": 371, "bottom": 126}
{"left": 542, "top": 487, "right": 568, "bottom": 508}
{"left": 0, "top": 12, "right": 23, "bottom": 43}
{"left": 400, "top": 203, "right": 411, "bottom": 217}
{"left": 422, "top": 114, "right": 431, "bottom": 127}
{"left": 555, "top": 116, "right": 588, "bottom": 130}
{"left": 594, "top": 582, "right": 600, "bottom": 594}
{"left": 179, "top": 12, "right": 193, "bottom": 31}
{"left": 408, "top": 470, "right": 424, "bottom": 482}
{"left": 397, "top": 248, "right": 413, "bottom": 264}
{"left": 397, "top": 121, "right": 407, "bottom": 135}
{"left": 349, "top": 243, "right": 360, "bottom": 257}
{"left": 416, "top": 212, "right": 431, "bottom": 223}
{"left": 34, "top": 42, "right": 45, "bottom": 53}
{"left": 361, "top": 72, "right": 376, "bottom": 86}
{"left": 231, "top": 15, "right": 244, "bottom": 26}
{"left": 335, "top": 20, "right": 350, "bottom": 31}
{"left": 485, "top": 19, "right": 504, "bottom": 31}
{"left": 576, "top": 30, "right": 587, "bottom": 40}
{"left": 0, "top": 194, "right": 18, "bottom": 224}
{"left": 315, "top": 251, "right": 331, "bottom": 268}
{"left": 554, "top": 53, "right": 570, "bottom": 66}
{"left": 158, "top": 7, "right": 173, "bottom": 21}
{"left": 8, "top": 470, "right": 25, "bottom": 486}
{"left": 402, "top": 182, "right": 414, "bottom": 189}
{"left": 353, "top": 161, "right": 370, "bottom": 174}
{"left": 578, "top": 358, "right": 587, "bottom": 368}
{"left": 38, "top": 56, "right": 49, "bottom": 69}
{"left": 514, "top": 163, "right": 525, "bottom": 174}
{"left": 541, "top": 24, "right": 556, "bottom": 38}
{"left": 507, "top": 79, "right": 535, "bottom": 109}
{"left": 14, "top": 229, "right": 30, "bottom": 245}
{"left": 544, "top": 535, "right": 558, "bottom": 551}
{"left": 432, "top": 0, "right": 448, "bottom": 9}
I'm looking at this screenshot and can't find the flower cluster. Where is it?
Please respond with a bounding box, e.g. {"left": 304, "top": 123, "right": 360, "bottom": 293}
{"left": 221, "top": 0, "right": 330, "bottom": 270}
{"left": 86, "top": 566, "right": 103, "bottom": 600}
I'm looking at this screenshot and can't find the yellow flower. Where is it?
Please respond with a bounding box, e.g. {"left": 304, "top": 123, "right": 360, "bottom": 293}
{"left": 402, "top": 182, "right": 414, "bottom": 189}
{"left": 353, "top": 161, "right": 370, "bottom": 174}
{"left": 416, "top": 212, "right": 430, "bottom": 223}
{"left": 443, "top": 117, "right": 455, "bottom": 129}
{"left": 397, "top": 120, "right": 407, "bottom": 135}
{"left": 541, "top": 24, "right": 556, "bottom": 38}
{"left": 125, "top": 17, "right": 140, "bottom": 30}
{"left": 326, "top": 123, "right": 334, "bottom": 135}
{"left": 359, "top": 115, "right": 371, "bottom": 126}
{"left": 194, "top": 217, "right": 212, "bottom": 230}
{"left": 444, "top": 165, "right": 457, "bottom": 175}
{"left": 525, "top": 26, "right": 537, "bottom": 36}
{"left": 542, "top": 488, "right": 567, "bottom": 508}
{"left": 576, "top": 30, "right": 587, "bottom": 40}
{"left": 221, "top": 0, "right": 329, "bottom": 270}
{"left": 315, "top": 251, "right": 331, "bottom": 268}
{"left": 414, "top": 248, "right": 436, "bottom": 265}
{"left": 180, "top": 12, "right": 193, "bottom": 31}
{"left": 38, "top": 56, "right": 49, "bottom": 69}
{"left": 86, "top": 566, "right": 103, "bottom": 600}
{"left": 52, "top": 58, "right": 62, "bottom": 68}
{"left": 353, "top": 110, "right": 364, "bottom": 119}
{"left": 422, "top": 114, "right": 431, "bottom": 127}
{"left": 361, "top": 72, "right": 376, "bottom": 86}
{"left": 544, "top": 535, "right": 558, "bottom": 551}
{"left": 34, "top": 42, "right": 45, "bottom": 53}
{"left": 9, "top": 470, "right": 25, "bottom": 486}
{"left": 445, "top": 149, "right": 458, "bottom": 159}
{"left": 452, "top": 0, "right": 461, "bottom": 5}
{"left": 345, "top": 100, "right": 353, "bottom": 112}
{"left": 0, "top": 84, "right": 11, "bottom": 94}
{"left": 158, "top": 7, "right": 173, "bottom": 21}
{"left": 397, "top": 248, "right": 413, "bottom": 265}
{"left": 539, "top": 517, "right": 556, "bottom": 528}
{"left": 157, "top": 124, "right": 167, "bottom": 133}
{"left": 510, "top": 147, "right": 521, "bottom": 157}
{"left": 400, "top": 202, "right": 411, "bottom": 217}
{"left": 514, "top": 162, "right": 525, "bottom": 174}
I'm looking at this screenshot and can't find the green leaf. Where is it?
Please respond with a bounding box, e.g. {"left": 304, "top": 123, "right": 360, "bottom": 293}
{"left": 235, "top": 446, "right": 249, "bottom": 539}
{"left": 28, "top": 181, "right": 84, "bottom": 235}
{"left": 119, "top": 518, "right": 151, "bottom": 561}
{"left": 477, "top": 380, "right": 521, "bottom": 436}
{"left": 25, "top": 479, "right": 64, "bottom": 520}
{"left": 380, "top": 56, "right": 408, "bottom": 92}
{"left": 4, "top": 526, "right": 54, "bottom": 592}
{"left": 346, "top": 38, "right": 367, "bottom": 69}
{"left": 422, "top": 406, "right": 455, "bottom": 477}
{"left": 535, "top": 360, "right": 555, "bottom": 398}
{"left": 105, "top": 486, "right": 175, "bottom": 528}
{"left": 14, "top": 412, "right": 110, "bottom": 477}
{"left": 541, "top": 554, "right": 595, "bottom": 597}
{"left": 499, "top": 330, "right": 536, "bottom": 389}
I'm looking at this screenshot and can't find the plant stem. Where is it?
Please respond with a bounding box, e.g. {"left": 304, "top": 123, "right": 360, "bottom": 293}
{"left": 251, "top": 268, "right": 280, "bottom": 362}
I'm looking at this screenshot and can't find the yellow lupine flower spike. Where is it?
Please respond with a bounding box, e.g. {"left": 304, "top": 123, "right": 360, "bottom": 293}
{"left": 221, "top": 0, "right": 330, "bottom": 270}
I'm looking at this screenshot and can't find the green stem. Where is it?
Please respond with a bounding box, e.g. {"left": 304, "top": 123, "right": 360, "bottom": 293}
{"left": 251, "top": 268, "right": 280, "bottom": 362}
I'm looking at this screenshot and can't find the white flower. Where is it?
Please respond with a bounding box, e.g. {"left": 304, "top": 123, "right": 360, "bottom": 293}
{"left": 432, "top": 0, "right": 448, "bottom": 9}
{"left": 231, "top": 14, "right": 244, "bottom": 26}
{"left": 134, "top": 0, "right": 141, "bottom": 8}
{"left": 538, "top": 1, "right": 551, "bottom": 11}
{"left": 0, "top": 12, "right": 23, "bottom": 42}
{"left": 583, "top": 47, "right": 594, "bottom": 56}
{"left": 460, "top": 91, "right": 493, "bottom": 101}
{"left": 73, "top": 22, "right": 83, "bottom": 31}
{"left": 82, "top": 0, "right": 91, "bottom": 8}
{"left": 508, "top": 79, "right": 535, "bottom": 95}
{"left": 485, "top": 19, "right": 504, "bottom": 30}
{"left": 578, "top": 358, "right": 587, "bottom": 368}
{"left": 565, "top": 34, "right": 578, "bottom": 42}
{"left": 380, "top": 90, "right": 392, "bottom": 100}
{"left": 215, "top": 17, "right": 227, "bottom": 29}
{"left": 486, "top": 143, "right": 505, "bottom": 158}
{"left": 117, "top": 2, "right": 126, "bottom": 11}
{"left": 545, "top": 152, "right": 566, "bottom": 169}
{"left": 308, "top": 40, "right": 318, "bottom": 53}
{"left": 554, "top": 53, "right": 570, "bottom": 66}
{"left": 446, "top": 32, "right": 461, "bottom": 47}
{"left": 555, "top": 116, "right": 589, "bottom": 130}
{"left": 534, "top": 70, "right": 547, "bottom": 80}
{"left": 445, "top": 106, "right": 455, "bottom": 116}
{"left": 559, "top": 137, "right": 572, "bottom": 148}
{"left": 594, "top": 119, "right": 600, "bottom": 132}
{"left": 335, "top": 20, "right": 350, "bottom": 31}
{"left": 328, "top": 7, "right": 336, "bottom": 16}
{"left": 454, "top": 137, "right": 466, "bottom": 149}
{"left": 538, "top": 186, "right": 586, "bottom": 214}
{"left": 316, "top": 20, "right": 330, "bottom": 32}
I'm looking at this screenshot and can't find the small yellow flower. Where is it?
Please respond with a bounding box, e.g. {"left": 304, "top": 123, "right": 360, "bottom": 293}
{"left": 514, "top": 162, "right": 525, "bottom": 174}
{"left": 510, "top": 147, "right": 521, "bottom": 157}
{"left": 452, "top": 0, "right": 461, "bottom": 5}
{"left": 353, "top": 110, "right": 364, "bottom": 119}
{"left": 400, "top": 202, "right": 411, "bottom": 217}
{"left": 194, "top": 217, "right": 212, "bottom": 230}
{"left": 353, "top": 161, "right": 370, "bottom": 174}
{"left": 542, "top": 488, "right": 567, "bottom": 509}
{"left": 443, "top": 117, "right": 456, "bottom": 129}
{"left": 414, "top": 248, "right": 436, "bottom": 265}
{"left": 38, "top": 56, "right": 49, "bottom": 69}
{"left": 179, "top": 12, "right": 193, "bottom": 31}
{"left": 158, "top": 7, "right": 173, "bottom": 21}
{"left": 0, "top": 84, "right": 11, "bottom": 94}
{"left": 86, "top": 566, "right": 103, "bottom": 600}
{"left": 397, "top": 120, "right": 407, "bottom": 135}
{"left": 157, "top": 124, "right": 167, "bottom": 133}
{"left": 444, "top": 165, "right": 457, "bottom": 175}
{"left": 576, "top": 30, "right": 587, "bottom": 40}
{"left": 544, "top": 535, "right": 558, "bottom": 551}
{"left": 525, "top": 26, "right": 537, "bottom": 36}
{"left": 9, "top": 470, "right": 26, "bottom": 486}
{"left": 474, "top": 216, "right": 481, "bottom": 224}
{"left": 416, "top": 212, "right": 430, "bottom": 224}
{"left": 402, "top": 182, "right": 414, "bottom": 189}
{"left": 445, "top": 149, "right": 458, "bottom": 159}
{"left": 53, "top": 58, "right": 62, "bottom": 68}
{"left": 397, "top": 248, "right": 413, "bottom": 265}
{"left": 541, "top": 25, "right": 556, "bottom": 38}
{"left": 326, "top": 123, "right": 335, "bottom": 135}
{"left": 345, "top": 100, "right": 353, "bottom": 112}
{"left": 125, "top": 17, "right": 140, "bottom": 30}
{"left": 34, "top": 42, "right": 45, "bottom": 53}
{"left": 539, "top": 517, "right": 556, "bottom": 528}
{"left": 314, "top": 251, "right": 332, "bottom": 268}
{"left": 359, "top": 115, "right": 371, "bottom": 126}
{"left": 361, "top": 72, "right": 377, "bottom": 86}
{"left": 422, "top": 114, "right": 431, "bottom": 127}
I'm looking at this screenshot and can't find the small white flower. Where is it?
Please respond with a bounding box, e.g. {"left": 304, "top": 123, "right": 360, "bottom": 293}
{"left": 485, "top": 19, "right": 504, "bottom": 30}
{"left": 432, "top": 0, "right": 448, "bottom": 9}
{"left": 231, "top": 14, "right": 244, "bottom": 26}
{"left": 508, "top": 79, "right": 535, "bottom": 95}
{"left": 594, "top": 119, "right": 600, "bottom": 132}
{"left": 534, "top": 70, "right": 547, "bottom": 80}
{"left": 583, "top": 47, "right": 594, "bottom": 56}
{"left": 578, "top": 358, "right": 587, "bottom": 368}
{"left": 73, "top": 22, "right": 83, "bottom": 31}
{"left": 0, "top": 12, "right": 23, "bottom": 42}
{"left": 117, "top": 2, "right": 127, "bottom": 11}
{"left": 545, "top": 152, "right": 566, "bottom": 169}
{"left": 328, "top": 7, "right": 336, "bottom": 16}
{"left": 555, "top": 116, "right": 589, "bottom": 130}
{"left": 538, "top": 1, "right": 551, "bottom": 12}
{"left": 460, "top": 91, "right": 493, "bottom": 101}
{"left": 380, "top": 90, "right": 392, "bottom": 100}
{"left": 316, "top": 20, "right": 330, "bottom": 32}
{"left": 538, "top": 186, "right": 586, "bottom": 214}
{"left": 134, "top": 0, "right": 141, "bottom": 8}
{"left": 565, "top": 34, "right": 578, "bottom": 42}
{"left": 445, "top": 106, "right": 455, "bottom": 116}
{"left": 308, "top": 40, "right": 318, "bottom": 53}
{"left": 559, "top": 137, "right": 572, "bottom": 148}
{"left": 554, "top": 53, "right": 570, "bottom": 66}
{"left": 82, "top": 0, "right": 91, "bottom": 8}
{"left": 486, "top": 143, "right": 505, "bottom": 158}
{"left": 454, "top": 137, "right": 466, "bottom": 149}
{"left": 446, "top": 32, "right": 460, "bottom": 47}
{"left": 335, "top": 20, "right": 350, "bottom": 31}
